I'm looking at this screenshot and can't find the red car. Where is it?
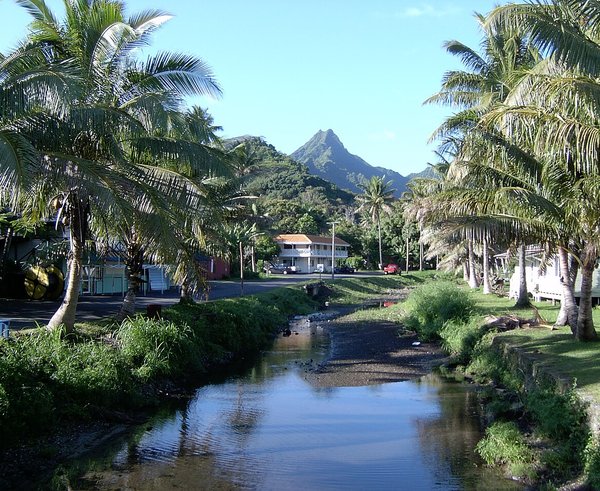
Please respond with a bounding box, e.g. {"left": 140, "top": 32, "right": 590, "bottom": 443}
{"left": 383, "top": 263, "right": 400, "bottom": 275}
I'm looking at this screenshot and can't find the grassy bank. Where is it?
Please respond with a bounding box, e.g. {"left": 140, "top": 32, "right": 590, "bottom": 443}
{"left": 0, "top": 285, "right": 319, "bottom": 447}
{"left": 0, "top": 275, "right": 413, "bottom": 448}
{"left": 386, "top": 274, "right": 600, "bottom": 488}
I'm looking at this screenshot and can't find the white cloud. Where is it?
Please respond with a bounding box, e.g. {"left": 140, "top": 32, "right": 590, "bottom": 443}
{"left": 403, "top": 6, "right": 436, "bottom": 17}
{"left": 374, "top": 4, "right": 462, "bottom": 20}
{"left": 368, "top": 130, "right": 397, "bottom": 142}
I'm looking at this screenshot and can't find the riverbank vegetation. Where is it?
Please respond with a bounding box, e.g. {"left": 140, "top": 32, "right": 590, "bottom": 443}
{"left": 0, "top": 285, "right": 319, "bottom": 448}
{"left": 413, "top": 1, "right": 600, "bottom": 343}
{"left": 374, "top": 277, "right": 600, "bottom": 488}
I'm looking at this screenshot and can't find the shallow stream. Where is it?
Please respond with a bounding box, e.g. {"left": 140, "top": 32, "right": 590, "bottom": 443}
{"left": 51, "top": 315, "right": 524, "bottom": 490}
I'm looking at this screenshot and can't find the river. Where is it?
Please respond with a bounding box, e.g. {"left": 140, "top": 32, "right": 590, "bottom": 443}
{"left": 50, "top": 316, "right": 524, "bottom": 490}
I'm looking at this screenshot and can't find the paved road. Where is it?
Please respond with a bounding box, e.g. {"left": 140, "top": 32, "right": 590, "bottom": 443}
{"left": 0, "top": 273, "right": 357, "bottom": 330}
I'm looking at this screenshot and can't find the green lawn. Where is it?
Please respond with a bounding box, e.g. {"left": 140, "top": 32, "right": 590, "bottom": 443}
{"left": 468, "top": 288, "right": 600, "bottom": 401}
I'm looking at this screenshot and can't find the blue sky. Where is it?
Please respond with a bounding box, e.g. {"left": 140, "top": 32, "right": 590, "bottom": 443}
{"left": 0, "top": 0, "right": 501, "bottom": 175}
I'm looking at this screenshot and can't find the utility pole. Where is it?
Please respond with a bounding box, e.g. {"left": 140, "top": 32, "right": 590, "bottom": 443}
{"left": 405, "top": 237, "right": 410, "bottom": 274}
{"left": 328, "top": 221, "right": 339, "bottom": 280}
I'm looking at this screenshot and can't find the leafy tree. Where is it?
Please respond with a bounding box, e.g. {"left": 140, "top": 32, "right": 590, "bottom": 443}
{"left": 296, "top": 213, "right": 319, "bottom": 235}
{"left": 11, "top": 0, "right": 220, "bottom": 330}
{"left": 254, "top": 235, "right": 279, "bottom": 261}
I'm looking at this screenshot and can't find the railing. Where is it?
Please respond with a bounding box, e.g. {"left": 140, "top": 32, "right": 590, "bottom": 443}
{"left": 279, "top": 249, "right": 348, "bottom": 258}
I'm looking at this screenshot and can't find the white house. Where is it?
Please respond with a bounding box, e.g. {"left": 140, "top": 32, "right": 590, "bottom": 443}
{"left": 274, "top": 234, "right": 350, "bottom": 273}
{"left": 503, "top": 248, "right": 600, "bottom": 303}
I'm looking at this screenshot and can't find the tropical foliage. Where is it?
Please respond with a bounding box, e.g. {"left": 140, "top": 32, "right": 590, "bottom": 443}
{"left": 423, "top": 1, "right": 600, "bottom": 341}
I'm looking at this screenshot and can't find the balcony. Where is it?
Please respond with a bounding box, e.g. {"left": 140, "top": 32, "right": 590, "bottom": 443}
{"left": 279, "top": 248, "right": 348, "bottom": 258}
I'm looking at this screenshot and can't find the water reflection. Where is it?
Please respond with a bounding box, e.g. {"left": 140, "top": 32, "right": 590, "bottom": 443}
{"left": 51, "top": 316, "right": 522, "bottom": 491}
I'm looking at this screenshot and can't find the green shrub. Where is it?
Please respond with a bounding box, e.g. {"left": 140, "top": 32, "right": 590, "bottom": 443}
{"left": 584, "top": 437, "right": 600, "bottom": 489}
{"left": 527, "top": 388, "right": 588, "bottom": 443}
{"left": 54, "top": 341, "right": 135, "bottom": 406}
{"left": 466, "top": 333, "right": 522, "bottom": 391}
{"left": 345, "top": 256, "right": 365, "bottom": 270}
{"left": 117, "top": 316, "right": 203, "bottom": 380}
{"left": 476, "top": 421, "right": 533, "bottom": 472}
{"left": 0, "top": 328, "right": 138, "bottom": 445}
{"left": 401, "top": 281, "right": 475, "bottom": 341}
{"left": 439, "top": 316, "right": 484, "bottom": 363}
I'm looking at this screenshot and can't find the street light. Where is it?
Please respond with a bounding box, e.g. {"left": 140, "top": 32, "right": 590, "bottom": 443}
{"left": 328, "top": 221, "right": 339, "bottom": 280}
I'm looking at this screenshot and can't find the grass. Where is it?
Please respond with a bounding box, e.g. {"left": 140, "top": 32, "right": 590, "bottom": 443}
{"left": 433, "top": 284, "right": 600, "bottom": 487}
{"left": 0, "top": 284, "right": 320, "bottom": 447}
{"left": 323, "top": 271, "right": 442, "bottom": 304}
{"left": 464, "top": 287, "right": 600, "bottom": 400}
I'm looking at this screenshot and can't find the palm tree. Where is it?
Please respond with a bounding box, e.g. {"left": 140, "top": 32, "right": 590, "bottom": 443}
{"left": 425, "top": 15, "right": 539, "bottom": 296}
{"left": 356, "top": 175, "right": 395, "bottom": 269}
{"left": 13, "top": 0, "right": 221, "bottom": 330}
{"left": 115, "top": 106, "right": 228, "bottom": 319}
{"left": 485, "top": 0, "right": 600, "bottom": 340}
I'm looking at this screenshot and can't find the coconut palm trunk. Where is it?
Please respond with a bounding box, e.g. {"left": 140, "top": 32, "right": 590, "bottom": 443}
{"left": 48, "top": 194, "right": 89, "bottom": 331}
{"left": 0, "top": 226, "right": 13, "bottom": 282}
{"left": 482, "top": 237, "right": 492, "bottom": 294}
{"left": 180, "top": 278, "right": 193, "bottom": 303}
{"left": 239, "top": 241, "right": 244, "bottom": 296}
{"left": 555, "top": 246, "right": 578, "bottom": 333}
{"left": 575, "top": 242, "right": 598, "bottom": 341}
{"left": 515, "top": 243, "right": 530, "bottom": 307}
{"left": 406, "top": 237, "right": 410, "bottom": 273}
{"left": 117, "top": 238, "right": 144, "bottom": 322}
{"left": 377, "top": 218, "right": 383, "bottom": 269}
{"left": 467, "top": 239, "right": 479, "bottom": 289}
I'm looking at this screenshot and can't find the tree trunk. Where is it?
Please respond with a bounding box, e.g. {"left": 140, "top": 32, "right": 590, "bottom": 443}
{"left": 179, "top": 277, "right": 194, "bottom": 304}
{"left": 468, "top": 239, "right": 479, "bottom": 289}
{"left": 419, "top": 240, "right": 424, "bottom": 271}
{"left": 239, "top": 241, "right": 244, "bottom": 297}
{"left": 515, "top": 243, "right": 530, "bottom": 308}
{"left": 0, "top": 226, "right": 13, "bottom": 281}
{"left": 377, "top": 220, "right": 383, "bottom": 270}
{"left": 482, "top": 237, "right": 492, "bottom": 294}
{"left": 48, "top": 194, "right": 88, "bottom": 332}
{"left": 116, "top": 238, "right": 144, "bottom": 322}
{"left": 555, "top": 246, "right": 578, "bottom": 334}
{"left": 251, "top": 245, "right": 256, "bottom": 273}
{"left": 463, "top": 262, "right": 469, "bottom": 282}
{"left": 576, "top": 242, "right": 598, "bottom": 341}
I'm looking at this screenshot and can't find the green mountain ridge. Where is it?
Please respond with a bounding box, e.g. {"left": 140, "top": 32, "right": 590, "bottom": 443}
{"left": 291, "top": 129, "right": 430, "bottom": 197}
{"left": 223, "top": 135, "right": 354, "bottom": 203}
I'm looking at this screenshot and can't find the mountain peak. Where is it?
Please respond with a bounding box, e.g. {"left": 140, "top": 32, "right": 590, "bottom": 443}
{"left": 312, "top": 129, "right": 344, "bottom": 149}
{"left": 291, "top": 130, "right": 408, "bottom": 196}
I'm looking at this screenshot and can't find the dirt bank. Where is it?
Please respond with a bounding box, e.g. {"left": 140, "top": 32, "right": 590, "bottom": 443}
{"left": 303, "top": 312, "right": 448, "bottom": 388}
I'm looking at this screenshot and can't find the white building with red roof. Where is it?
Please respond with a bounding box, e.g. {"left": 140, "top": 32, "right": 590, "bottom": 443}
{"left": 274, "top": 234, "right": 350, "bottom": 273}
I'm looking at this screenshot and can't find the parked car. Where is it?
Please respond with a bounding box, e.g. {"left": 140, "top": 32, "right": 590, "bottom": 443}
{"left": 264, "top": 263, "right": 297, "bottom": 274}
{"left": 334, "top": 265, "right": 355, "bottom": 274}
{"left": 383, "top": 263, "right": 400, "bottom": 275}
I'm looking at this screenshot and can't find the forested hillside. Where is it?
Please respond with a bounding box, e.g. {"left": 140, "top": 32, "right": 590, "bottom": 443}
{"left": 224, "top": 136, "right": 355, "bottom": 235}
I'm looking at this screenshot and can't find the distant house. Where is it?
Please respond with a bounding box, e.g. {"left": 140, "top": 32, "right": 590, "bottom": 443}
{"left": 194, "top": 254, "right": 230, "bottom": 280}
{"left": 81, "top": 253, "right": 230, "bottom": 295}
{"left": 500, "top": 248, "right": 600, "bottom": 303}
{"left": 1, "top": 226, "right": 229, "bottom": 297}
{"left": 274, "top": 234, "right": 350, "bottom": 273}
{"left": 81, "top": 257, "right": 173, "bottom": 295}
